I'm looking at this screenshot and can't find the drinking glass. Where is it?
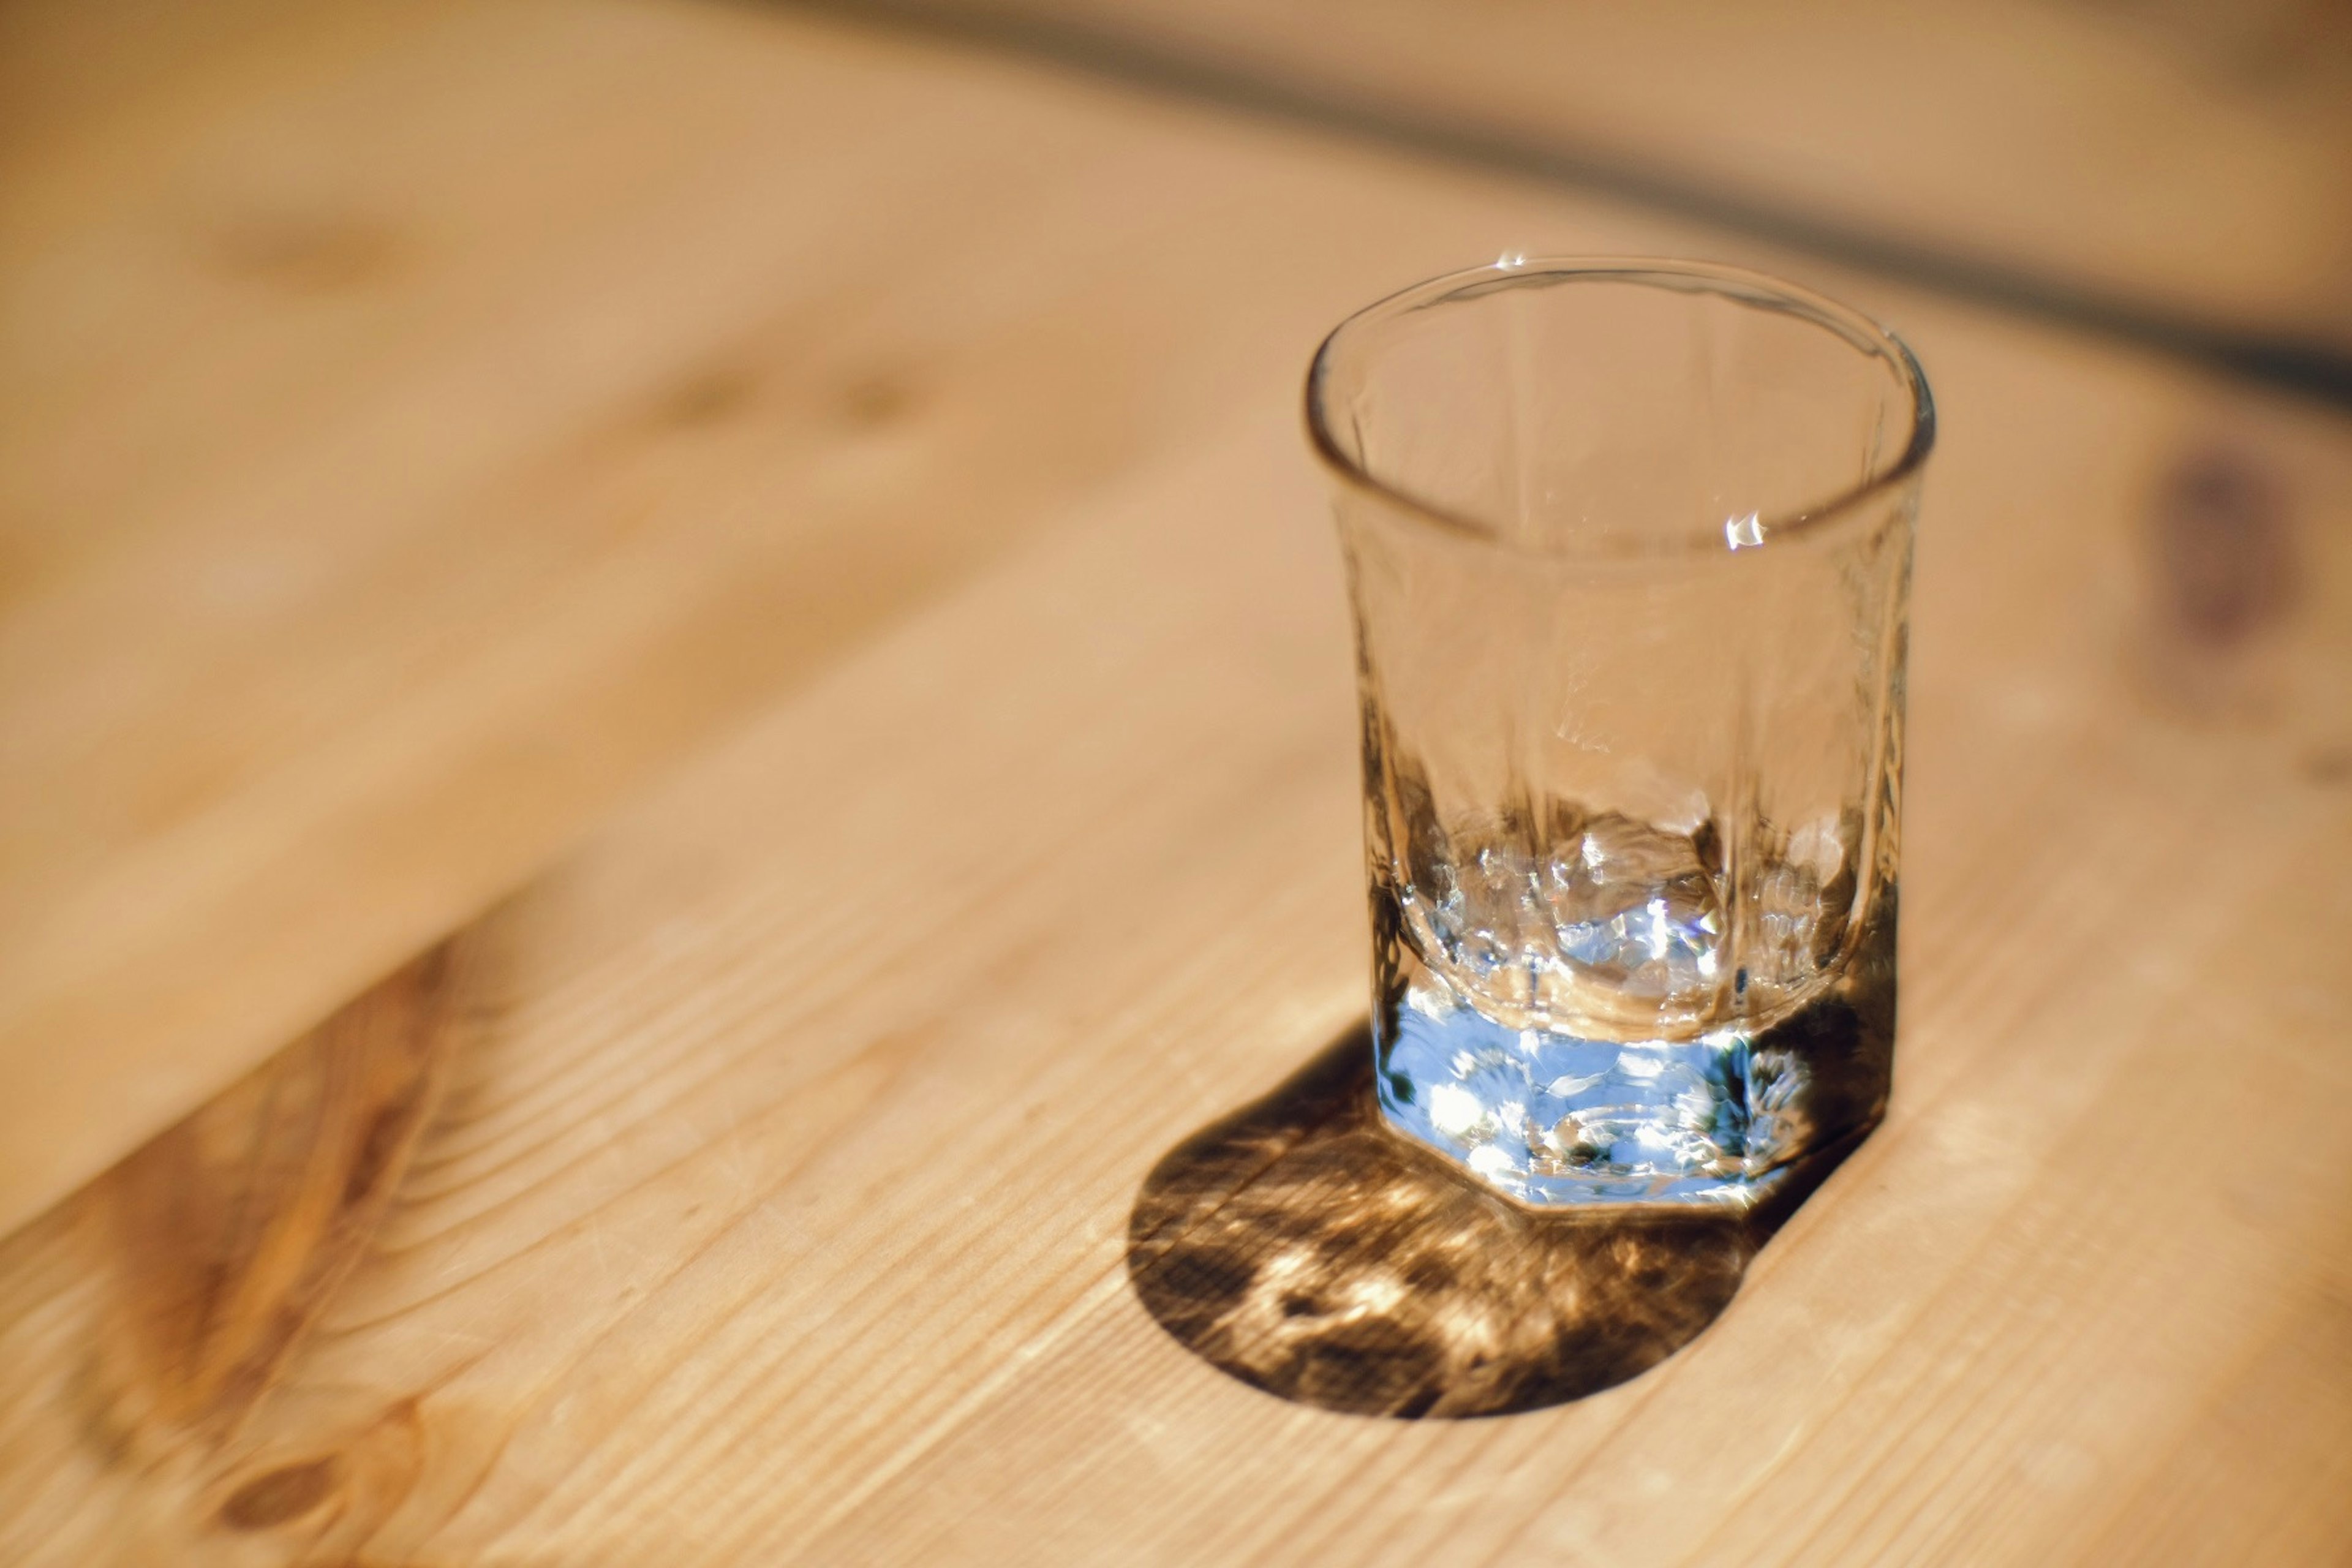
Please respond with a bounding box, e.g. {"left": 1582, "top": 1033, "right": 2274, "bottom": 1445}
{"left": 1308, "top": 258, "right": 1932, "bottom": 1207}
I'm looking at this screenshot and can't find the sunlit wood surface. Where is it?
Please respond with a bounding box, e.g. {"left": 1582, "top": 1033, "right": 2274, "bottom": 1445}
{"left": 2, "top": 0, "right": 2349, "bottom": 1562}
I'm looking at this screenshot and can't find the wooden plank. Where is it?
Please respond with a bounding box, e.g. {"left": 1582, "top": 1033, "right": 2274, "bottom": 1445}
{"left": 0, "top": 0, "right": 1485, "bottom": 1232}
{"left": 7, "top": 330, "right": 2348, "bottom": 1558}
{"left": 2, "top": 0, "right": 2350, "bottom": 1561}
{"left": 875, "top": 0, "right": 2352, "bottom": 354}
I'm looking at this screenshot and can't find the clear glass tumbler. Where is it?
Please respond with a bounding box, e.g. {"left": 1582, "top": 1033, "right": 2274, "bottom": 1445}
{"left": 1308, "top": 258, "right": 1931, "bottom": 1207}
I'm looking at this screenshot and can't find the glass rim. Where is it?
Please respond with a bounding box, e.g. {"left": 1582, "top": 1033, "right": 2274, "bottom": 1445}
{"left": 1304, "top": 256, "right": 1937, "bottom": 561}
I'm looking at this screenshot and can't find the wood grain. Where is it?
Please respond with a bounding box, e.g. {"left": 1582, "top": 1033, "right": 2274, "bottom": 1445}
{"left": 0, "top": 940, "right": 474, "bottom": 1558}
{"left": 0, "top": 0, "right": 1575, "bottom": 1232}
{"left": 871, "top": 0, "right": 2352, "bottom": 354}
{"left": 2, "top": 0, "right": 2350, "bottom": 1562}
{"left": 1, "top": 336, "right": 2346, "bottom": 1562}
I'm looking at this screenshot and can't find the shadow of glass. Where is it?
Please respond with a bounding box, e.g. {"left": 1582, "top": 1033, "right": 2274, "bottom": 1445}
{"left": 1127, "top": 1025, "right": 1875, "bottom": 1419}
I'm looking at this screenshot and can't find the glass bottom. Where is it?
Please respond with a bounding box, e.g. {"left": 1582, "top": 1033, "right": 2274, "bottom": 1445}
{"left": 1373, "top": 909, "right": 1896, "bottom": 1209}
{"left": 1377, "top": 1005, "right": 1757, "bottom": 1205}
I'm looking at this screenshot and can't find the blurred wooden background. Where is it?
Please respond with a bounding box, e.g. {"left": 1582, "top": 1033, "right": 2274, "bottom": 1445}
{"left": 0, "top": 0, "right": 2347, "bottom": 1562}
{"left": 858, "top": 0, "right": 2352, "bottom": 361}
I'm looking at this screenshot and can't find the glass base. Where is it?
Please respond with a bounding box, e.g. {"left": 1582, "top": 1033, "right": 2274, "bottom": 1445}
{"left": 1376, "top": 1000, "right": 1760, "bottom": 1206}
{"left": 1372, "top": 907, "right": 1896, "bottom": 1208}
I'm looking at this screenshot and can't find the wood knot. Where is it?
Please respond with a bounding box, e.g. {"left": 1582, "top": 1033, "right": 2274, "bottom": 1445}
{"left": 342, "top": 1101, "right": 413, "bottom": 1207}
{"left": 217, "top": 1455, "right": 341, "bottom": 1530}
{"left": 2301, "top": 744, "right": 2352, "bottom": 786}
{"left": 838, "top": 372, "right": 916, "bottom": 428}
{"left": 212, "top": 213, "right": 400, "bottom": 294}
{"left": 2147, "top": 447, "right": 2297, "bottom": 647}
{"left": 657, "top": 367, "right": 758, "bottom": 428}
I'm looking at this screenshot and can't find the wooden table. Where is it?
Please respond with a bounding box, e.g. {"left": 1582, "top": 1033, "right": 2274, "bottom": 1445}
{"left": 2, "top": 1, "right": 2348, "bottom": 1561}
{"left": 880, "top": 0, "right": 2352, "bottom": 359}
